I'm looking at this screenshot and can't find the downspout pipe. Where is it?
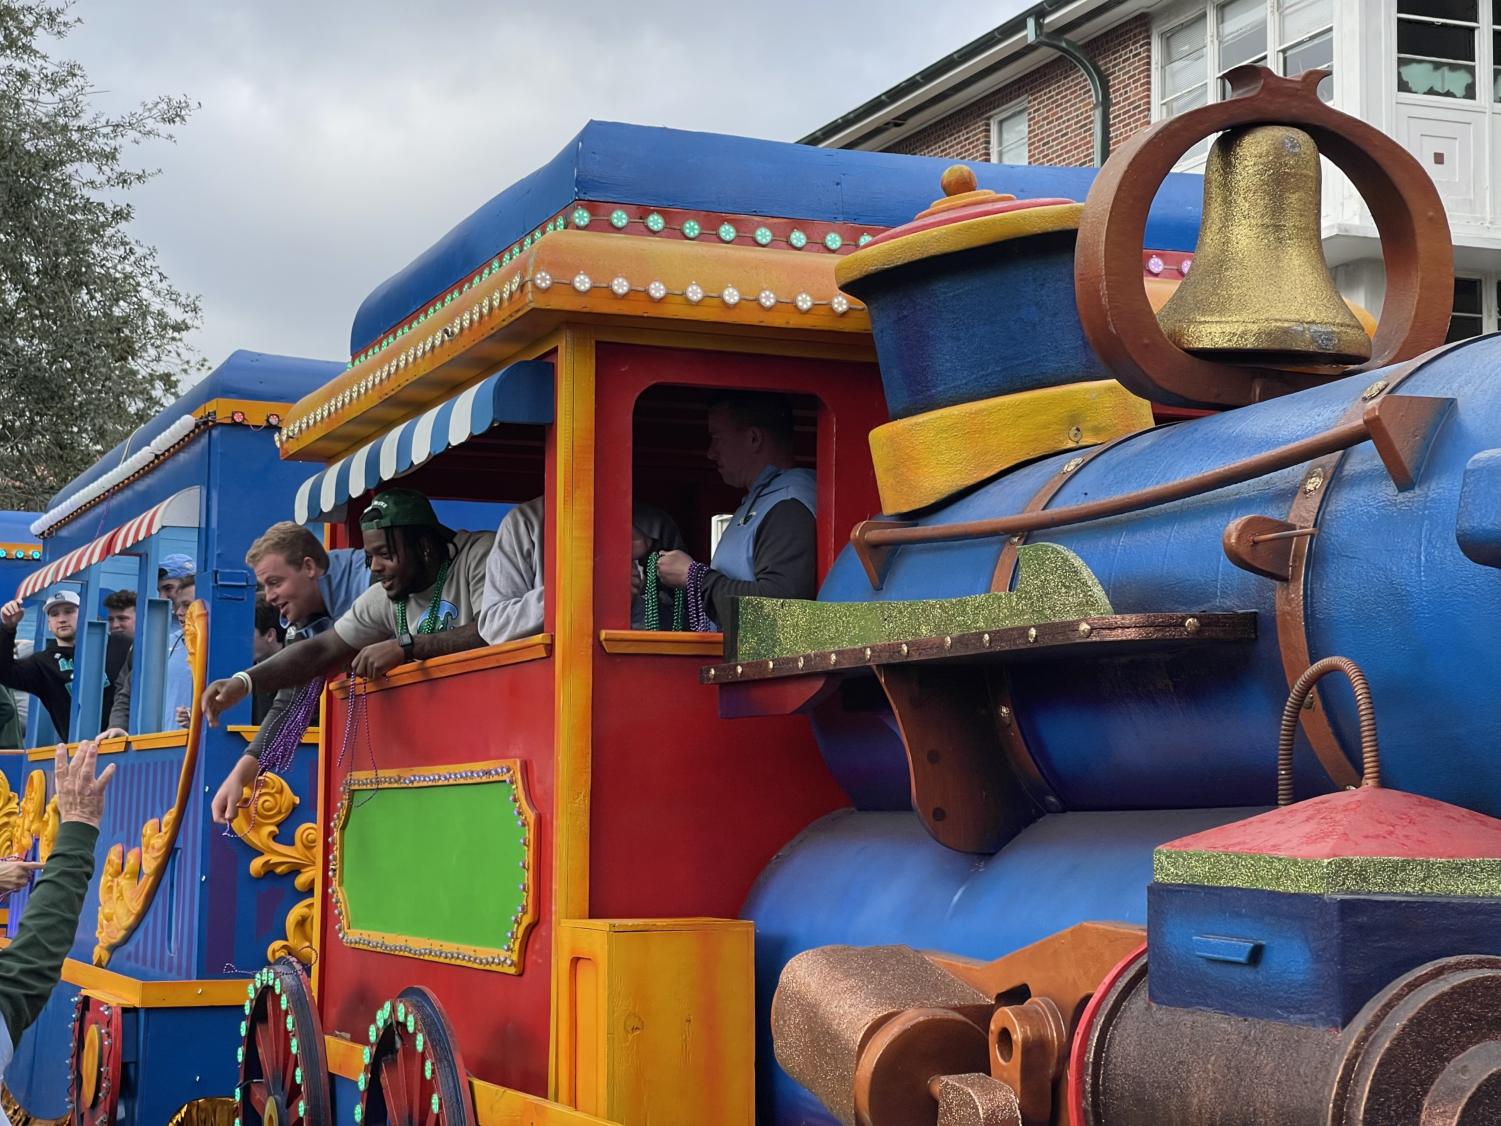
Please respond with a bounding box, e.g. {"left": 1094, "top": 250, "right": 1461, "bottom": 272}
{"left": 1026, "top": 11, "right": 1112, "bottom": 165}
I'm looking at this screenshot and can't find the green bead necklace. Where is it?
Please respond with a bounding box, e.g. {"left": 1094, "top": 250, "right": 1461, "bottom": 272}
{"left": 394, "top": 556, "right": 453, "bottom": 637}
{"left": 641, "top": 550, "right": 685, "bottom": 631}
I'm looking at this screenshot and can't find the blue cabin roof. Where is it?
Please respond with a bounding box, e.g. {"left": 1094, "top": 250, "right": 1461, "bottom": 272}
{"left": 351, "top": 120, "right": 1205, "bottom": 354}
{"left": 0, "top": 511, "right": 39, "bottom": 543}
{"left": 50, "top": 350, "right": 342, "bottom": 509}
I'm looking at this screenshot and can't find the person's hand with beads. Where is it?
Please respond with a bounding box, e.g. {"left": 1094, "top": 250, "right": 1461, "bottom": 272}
{"left": 350, "top": 639, "right": 406, "bottom": 679}
{"left": 654, "top": 550, "right": 695, "bottom": 589}
{"left": 211, "top": 753, "right": 259, "bottom": 826}
{"left": 202, "top": 674, "right": 249, "bottom": 727}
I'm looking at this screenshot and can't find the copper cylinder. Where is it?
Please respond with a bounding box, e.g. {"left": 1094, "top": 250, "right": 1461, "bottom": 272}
{"left": 771, "top": 945, "right": 994, "bottom": 1126}
{"left": 1157, "top": 125, "right": 1371, "bottom": 368}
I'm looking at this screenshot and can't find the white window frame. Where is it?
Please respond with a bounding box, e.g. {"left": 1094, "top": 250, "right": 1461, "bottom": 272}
{"left": 1151, "top": 0, "right": 1336, "bottom": 169}
{"left": 1392, "top": 0, "right": 1494, "bottom": 106}
{"left": 1448, "top": 272, "right": 1493, "bottom": 340}
{"left": 989, "top": 98, "right": 1030, "bottom": 165}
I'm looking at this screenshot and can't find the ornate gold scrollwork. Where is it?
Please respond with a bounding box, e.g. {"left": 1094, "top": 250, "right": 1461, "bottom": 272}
{"left": 38, "top": 796, "right": 58, "bottom": 863}
{"left": 0, "top": 773, "right": 18, "bottom": 853}
{"left": 13, "top": 770, "right": 46, "bottom": 857}
{"left": 92, "top": 601, "right": 209, "bottom": 967}
{"left": 229, "top": 771, "right": 318, "bottom": 965}
{"left": 94, "top": 807, "right": 178, "bottom": 965}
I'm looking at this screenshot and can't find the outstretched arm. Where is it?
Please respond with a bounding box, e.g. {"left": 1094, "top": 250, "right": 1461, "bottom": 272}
{"left": 0, "top": 604, "right": 50, "bottom": 696}
{"left": 0, "top": 742, "right": 114, "bottom": 1038}
{"left": 202, "top": 629, "right": 356, "bottom": 727}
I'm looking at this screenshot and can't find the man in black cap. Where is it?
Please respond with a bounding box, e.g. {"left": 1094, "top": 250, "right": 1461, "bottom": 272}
{"left": 200, "top": 488, "right": 494, "bottom": 731}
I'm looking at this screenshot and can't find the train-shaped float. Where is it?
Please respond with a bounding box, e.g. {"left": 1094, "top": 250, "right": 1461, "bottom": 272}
{"left": 4, "top": 65, "right": 1500, "bottom": 1126}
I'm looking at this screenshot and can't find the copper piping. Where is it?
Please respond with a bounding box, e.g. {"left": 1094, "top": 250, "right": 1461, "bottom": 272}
{"left": 1250, "top": 527, "right": 1318, "bottom": 544}
{"left": 855, "top": 415, "right": 1372, "bottom": 552}
{"left": 1276, "top": 656, "right": 1381, "bottom": 806}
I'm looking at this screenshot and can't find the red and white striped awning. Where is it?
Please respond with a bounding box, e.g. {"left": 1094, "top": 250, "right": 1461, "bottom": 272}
{"left": 16, "top": 487, "right": 201, "bottom": 600}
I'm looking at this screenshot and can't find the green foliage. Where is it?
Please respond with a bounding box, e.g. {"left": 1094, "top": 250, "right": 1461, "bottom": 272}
{"left": 0, "top": 0, "right": 201, "bottom": 509}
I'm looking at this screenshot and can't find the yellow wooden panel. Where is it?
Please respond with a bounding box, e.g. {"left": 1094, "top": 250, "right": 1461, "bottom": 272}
{"left": 555, "top": 918, "right": 755, "bottom": 1126}
{"left": 548, "top": 328, "right": 598, "bottom": 1101}
{"left": 229, "top": 725, "right": 320, "bottom": 746}
{"left": 595, "top": 630, "right": 724, "bottom": 657}
{"left": 869, "top": 379, "right": 1155, "bottom": 514}
{"left": 471, "top": 1079, "right": 617, "bottom": 1126}
{"left": 324, "top": 1035, "right": 364, "bottom": 1080}
{"left": 28, "top": 729, "right": 189, "bottom": 760}
{"left": 327, "top": 634, "right": 552, "bottom": 697}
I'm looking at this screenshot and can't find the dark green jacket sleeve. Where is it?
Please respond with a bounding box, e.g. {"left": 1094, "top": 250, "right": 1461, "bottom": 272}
{"left": 0, "top": 820, "right": 97, "bottom": 1036}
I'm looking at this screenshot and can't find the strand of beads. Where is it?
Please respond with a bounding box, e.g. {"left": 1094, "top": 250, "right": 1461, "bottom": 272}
{"left": 641, "top": 550, "right": 688, "bottom": 631}
{"left": 686, "top": 561, "right": 712, "bottom": 632}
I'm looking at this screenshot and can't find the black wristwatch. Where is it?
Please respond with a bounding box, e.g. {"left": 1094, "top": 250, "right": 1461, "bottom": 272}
{"left": 398, "top": 631, "right": 415, "bottom": 661}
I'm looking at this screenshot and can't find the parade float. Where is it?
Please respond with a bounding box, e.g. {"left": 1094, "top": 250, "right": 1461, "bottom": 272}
{"left": 11, "top": 58, "right": 1499, "bottom": 1126}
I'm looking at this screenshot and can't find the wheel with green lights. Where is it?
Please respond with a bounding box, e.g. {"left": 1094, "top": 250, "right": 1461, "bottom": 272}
{"left": 237, "top": 957, "right": 332, "bottom": 1125}
{"left": 70, "top": 992, "right": 123, "bottom": 1125}
{"left": 356, "top": 986, "right": 475, "bottom": 1126}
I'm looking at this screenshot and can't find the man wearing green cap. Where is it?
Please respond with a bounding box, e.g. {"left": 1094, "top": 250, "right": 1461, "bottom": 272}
{"left": 199, "top": 489, "right": 494, "bottom": 728}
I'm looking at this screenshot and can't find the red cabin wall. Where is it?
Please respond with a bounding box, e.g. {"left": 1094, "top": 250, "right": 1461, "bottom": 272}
{"left": 316, "top": 657, "right": 557, "bottom": 1096}
{"left": 586, "top": 342, "right": 886, "bottom": 919}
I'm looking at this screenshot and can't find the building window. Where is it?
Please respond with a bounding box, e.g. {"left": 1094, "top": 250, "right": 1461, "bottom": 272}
{"left": 1156, "top": 1, "right": 1334, "bottom": 151}
{"left": 1217, "top": 0, "right": 1269, "bottom": 96}
{"left": 990, "top": 102, "right": 1029, "bottom": 165}
{"left": 1397, "top": 0, "right": 1478, "bottom": 99}
{"left": 1450, "top": 276, "right": 1486, "bottom": 340}
{"left": 1281, "top": 0, "right": 1335, "bottom": 80}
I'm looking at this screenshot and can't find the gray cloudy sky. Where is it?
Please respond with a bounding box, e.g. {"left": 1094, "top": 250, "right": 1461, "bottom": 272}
{"left": 62, "top": 2, "right": 1000, "bottom": 372}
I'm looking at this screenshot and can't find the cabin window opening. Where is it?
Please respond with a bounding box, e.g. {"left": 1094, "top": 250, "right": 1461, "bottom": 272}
{"left": 627, "top": 384, "right": 819, "bottom": 640}
{"left": 342, "top": 419, "right": 551, "bottom": 650}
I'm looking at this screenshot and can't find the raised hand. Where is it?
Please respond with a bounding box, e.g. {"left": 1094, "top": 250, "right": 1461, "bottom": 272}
{"left": 0, "top": 600, "right": 23, "bottom": 629}
{"left": 54, "top": 741, "right": 115, "bottom": 829}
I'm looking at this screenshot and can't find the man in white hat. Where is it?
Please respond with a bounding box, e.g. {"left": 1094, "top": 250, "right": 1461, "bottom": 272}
{"left": 0, "top": 590, "right": 128, "bottom": 742}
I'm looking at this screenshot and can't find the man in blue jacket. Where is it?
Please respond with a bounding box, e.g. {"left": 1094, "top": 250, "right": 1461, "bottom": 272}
{"left": 654, "top": 391, "right": 817, "bottom": 641}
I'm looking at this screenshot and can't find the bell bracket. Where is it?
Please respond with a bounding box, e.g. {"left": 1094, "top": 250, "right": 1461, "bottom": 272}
{"left": 1074, "top": 66, "right": 1454, "bottom": 409}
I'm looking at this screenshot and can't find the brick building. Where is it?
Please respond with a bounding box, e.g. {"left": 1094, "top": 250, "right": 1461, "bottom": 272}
{"left": 804, "top": 0, "right": 1501, "bottom": 341}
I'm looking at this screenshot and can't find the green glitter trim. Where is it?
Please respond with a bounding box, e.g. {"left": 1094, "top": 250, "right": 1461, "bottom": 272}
{"left": 1154, "top": 848, "right": 1501, "bottom": 898}
{"left": 734, "top": 543, "right": 1112, "bottom": 661}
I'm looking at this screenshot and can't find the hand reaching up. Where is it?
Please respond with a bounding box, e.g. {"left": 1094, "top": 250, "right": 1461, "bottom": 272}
{"left": 54, "top": 741, "right": 115, "bottom": 829}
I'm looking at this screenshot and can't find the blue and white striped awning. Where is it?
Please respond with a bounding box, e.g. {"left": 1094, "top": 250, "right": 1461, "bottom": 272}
{"left": 294, "top": 360, "right": 553, "bottom": 525}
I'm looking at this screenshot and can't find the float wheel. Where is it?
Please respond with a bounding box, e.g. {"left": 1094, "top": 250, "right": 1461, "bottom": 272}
{"left": 357, "top": 987, "right": 475, "bottom": 1126}
{"left": 237, "top": 957, "right": 331, "bottom": 1125}
{"left": 70, "top": 993, "right": 122, "bottom": 1125}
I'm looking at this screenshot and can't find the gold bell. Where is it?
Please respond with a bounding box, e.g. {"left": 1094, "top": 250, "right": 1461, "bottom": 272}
{"left": 1157, "top": 125, "right": 1371, "bottom": 367}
